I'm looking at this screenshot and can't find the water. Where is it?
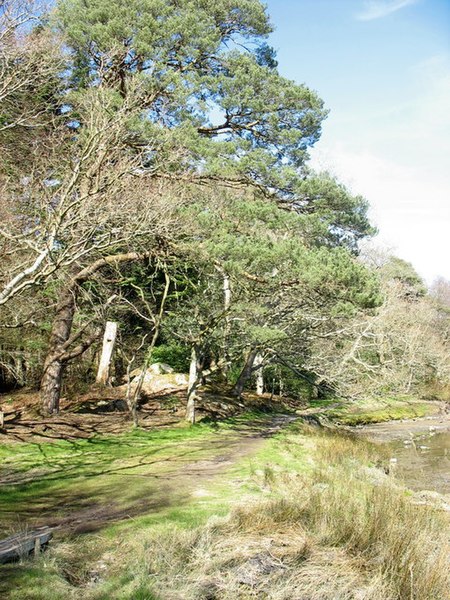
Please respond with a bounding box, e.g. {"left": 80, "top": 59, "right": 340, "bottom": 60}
{"left": 359, "top": 416, "right": 450, "bottom": 495}
{"left": 389, "top": 430, "right": 450, "bottom": 494}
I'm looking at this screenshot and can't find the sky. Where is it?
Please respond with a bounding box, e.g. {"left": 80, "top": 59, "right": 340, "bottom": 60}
{"left": 266, "top": 0, "right": 450, "bottom": 284}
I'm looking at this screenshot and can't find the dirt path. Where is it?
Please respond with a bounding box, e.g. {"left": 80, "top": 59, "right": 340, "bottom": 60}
{"left": 0, "top": 415, "right": 296, "bottom": 538}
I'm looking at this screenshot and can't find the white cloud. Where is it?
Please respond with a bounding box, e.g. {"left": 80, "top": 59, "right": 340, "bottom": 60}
{"left": 308, "top": 48, "right": 450, "bottom": 284}
{"left": 356, "top": 0, "right": 419, "bottom": 21}
{"left": 310, "top": 145, "right": 450, "bottom": 284}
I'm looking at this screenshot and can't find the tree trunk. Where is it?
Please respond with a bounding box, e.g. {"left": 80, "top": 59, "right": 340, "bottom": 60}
{"left": 126, "top": 269, "right": 170, "bottom": 426}
{"left": 232, "top": 347, "right": 258, "bottom": 397}
{"left": 40, "top": 288, "right": 77, "bottom": 414}
{"left": 223, "top": 273, "right": 231, "bottom": 312}
{"left": 222, "top": 272, "right": 232, "bottom": 376}
{"left": 185, "top": 345, "right": 199, "bottom": 424}
{"left": 213, "top": 268, "right": 232, "bottom": 380}
{"left": 255, "top": 353, "right": 264, "bottom": 395}
{"left": 39, "top": 251, "right": 151, "bottom": 415}
{"left": 96, "top": 321, "right": 117, "bottom": 385}
{"left": 125, "top": 360, "right": 139, "bottom": 428}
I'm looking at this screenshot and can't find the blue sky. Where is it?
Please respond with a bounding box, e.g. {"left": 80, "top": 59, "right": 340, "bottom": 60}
{"left": 265, "top": 0, "right": 450, "bottom": 283}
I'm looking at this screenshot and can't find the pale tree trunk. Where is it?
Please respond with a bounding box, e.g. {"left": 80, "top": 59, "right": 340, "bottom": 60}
{"left": 223, "top": 272, "right": 231, "bottom": 312}
{"left": 40, "top": 288, "right": 77, "bottom": 415}
{"left": 15, "top": 353, "right": 25, "bottom": 386}
{"left": 223, "top": 273, "right": 231, "bottom": 365}
{"left": 255, "top": 353, "right": 264, "bottom": 395}
{"left": 217, "top": 268, "right": 231, "bottom": 378}
{"left": 125, "top": 360, "right": 139, "bottom": 427}
{"left": 232, "top": 347, "right": 258, "bottom": 398}
{"left": 185, "top": 345, "right": 199, "bottom": 424}
{"left": 96, "top": 321, "right": 117, "bottom": 385}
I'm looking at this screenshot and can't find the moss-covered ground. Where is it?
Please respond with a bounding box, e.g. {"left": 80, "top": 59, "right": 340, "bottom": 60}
{"left": 308, "top": 395, "right": 441, "bottom": 425}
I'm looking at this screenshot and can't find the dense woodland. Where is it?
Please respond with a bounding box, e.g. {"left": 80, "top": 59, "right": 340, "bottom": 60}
{"left": 1, "top": 0, "right": 449, "bottom": 423}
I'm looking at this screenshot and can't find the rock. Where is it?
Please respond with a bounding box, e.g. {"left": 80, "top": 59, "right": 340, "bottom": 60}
{"left": 125, "top": 363, "right": 174, "bottom": 381}
{"left": 148, "top": 362, "right": 174, "bottom": 375}
{"left": 127, "top": 367, "right": 144, "bottom": 380}
{"left": 174, "top": 373, "right": 189, "bottom": 385}
{"left": 132, "top": 372, "right": 188, "bottom": 395}
{"left": 413, "top": 490, "right": 450, "bottom": 512}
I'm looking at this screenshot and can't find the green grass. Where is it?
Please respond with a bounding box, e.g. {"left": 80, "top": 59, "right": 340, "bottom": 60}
{"left": 0, "top": 415, "right": 307, "bottom": 599}
{"left": 0, "top": 428, "right": 207, "bottom": 526}
{"left": 323, "top": 396, "right": 440, "bottom": 425}
{"left": 122, "top": 426, "right": 448, "bottom": 600}
{"left": 0, "top": 414, "right": 280, "bottom": 538}
{"left": 24, "top": 420, "right": 445, "bottom": 600}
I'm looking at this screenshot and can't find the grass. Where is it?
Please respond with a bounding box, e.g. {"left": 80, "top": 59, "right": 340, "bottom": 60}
{"left": 124, "top": 427, "right": 448, "bottom": 600}
{"left": 0, "top": 413, "right": 275, "bottom": 537}
{"left": 0, "top": 427, "right": 203, "bottom": 533}
{"left": 45, "top": 422, "right": 445, "bottom": 600}
{"left": 322, "top": 396, "right": 441, "bottom": 425}
{"left": 1, "top": 410, "right": 449, "bottom": 599}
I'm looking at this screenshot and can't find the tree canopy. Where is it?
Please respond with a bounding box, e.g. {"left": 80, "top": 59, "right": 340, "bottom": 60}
{"left": 0, "top": 0, "right": 447, "bottom": 417}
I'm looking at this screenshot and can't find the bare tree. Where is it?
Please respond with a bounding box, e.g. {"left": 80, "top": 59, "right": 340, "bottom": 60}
{"left": 306, "top": 279, "right": 450, "bottom": 398}
{"left": 0, "top": 84, "right": 180, "bottom": 307}
{"left": 0, "top": 0, "right": 61, "bottom": 136}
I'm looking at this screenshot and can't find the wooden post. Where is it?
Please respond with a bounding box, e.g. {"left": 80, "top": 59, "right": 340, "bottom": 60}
{"left": 34, "top": 536, "right": 41, "bottom": 556}
{"left": 96, "top": 321, "right": 118, "bottom": 386}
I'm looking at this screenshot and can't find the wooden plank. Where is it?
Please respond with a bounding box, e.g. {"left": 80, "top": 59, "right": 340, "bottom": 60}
{"left": 0, "top": 527, "right": 53, "bottom": 563}
{"left": 2, "top": 410, "right": 22, "bottom": 424}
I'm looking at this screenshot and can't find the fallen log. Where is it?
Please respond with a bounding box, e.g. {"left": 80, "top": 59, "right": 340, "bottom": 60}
{"left": 0, "top": 527, "right": 53, "bottom": 563}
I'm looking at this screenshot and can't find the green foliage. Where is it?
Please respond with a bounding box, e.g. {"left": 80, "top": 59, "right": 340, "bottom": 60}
{"left": 263, "top": 364, "right": 312, "bottom": 400}
{"left": 3, "top": 0, "right": 424, "bottom": 402}
{"left": 53, "top": 0, "right": 372, "bottom": 246}
{"left": 381, "top": 256, "right": 427, "bottom": 298}
{"left": 325, "top": 397, "right": 439, "bottom": 425}
{"left": 150, "top": 344, "right": 190, "bottom": 372}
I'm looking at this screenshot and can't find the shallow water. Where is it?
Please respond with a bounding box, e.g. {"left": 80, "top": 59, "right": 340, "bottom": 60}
{"left": 359, "top": 415, "right": 450, "bottom": 494}
{"left": 389, "top": 430, "right": 450, "bottom": 494}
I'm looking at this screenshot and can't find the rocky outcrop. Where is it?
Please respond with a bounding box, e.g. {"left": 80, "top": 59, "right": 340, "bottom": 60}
{"left": 126, "top": 362, "right": 174, "bottom": 379}
{"left": 122, "top": 364, "right": 188, "bottom": 396}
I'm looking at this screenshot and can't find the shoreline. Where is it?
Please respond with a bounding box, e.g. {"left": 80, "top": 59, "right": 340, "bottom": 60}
{"left": 356, "top": 412, "right": 450, "bottom": 442}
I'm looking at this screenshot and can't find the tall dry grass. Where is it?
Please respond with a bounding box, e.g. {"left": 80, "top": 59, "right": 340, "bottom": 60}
{"left": 47, "top": 427, "right": 447, "bottom": 600}
{"left": 129, "top": 429, "right": 450, "bottom": 600}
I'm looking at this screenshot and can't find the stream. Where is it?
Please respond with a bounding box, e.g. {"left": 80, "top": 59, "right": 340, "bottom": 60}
{"left": 358, "top": 414, "right": 450, "bottom": 495}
